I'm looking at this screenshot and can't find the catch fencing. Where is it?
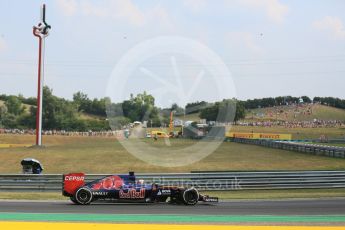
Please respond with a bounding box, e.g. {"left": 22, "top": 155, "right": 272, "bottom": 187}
{"left": 229, "top": 138, "right": 345, "bottom": 158}
{"left": 1, "top": 171, "right": 345, "bottom": 192}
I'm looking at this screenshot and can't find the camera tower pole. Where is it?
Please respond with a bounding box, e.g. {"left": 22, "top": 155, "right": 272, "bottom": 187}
{"left": 33, "top": 4, "right": 51, "bottom": 146}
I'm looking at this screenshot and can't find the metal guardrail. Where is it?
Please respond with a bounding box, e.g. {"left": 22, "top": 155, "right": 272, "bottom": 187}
{"left": 1, "top": 171, "right": 345, "bottom": 192}
{"left": 313, "top": 139, "right": 345, "bottom": 144}
{"left": 229, "top": 138, "right": 345, "bottom": 158}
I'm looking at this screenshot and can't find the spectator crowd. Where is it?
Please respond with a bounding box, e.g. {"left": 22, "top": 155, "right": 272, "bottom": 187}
{"left": 0, "top": 128, "right": 122, "bottom": 137}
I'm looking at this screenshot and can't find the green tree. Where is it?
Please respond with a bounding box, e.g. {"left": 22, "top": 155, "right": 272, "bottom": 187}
{"left": 200, "top": 99, "right": 245, "bottom": 122}
{"left": 301, "top": 96, "right": 312, "bottom": 103}
{"left": 1, "top": 113, "right": 17, "bottom": 128}
{"left": 185, "top": 101, "right": 207, "bottom": 114}
{"left": 121, "top": 92, "right": 157, "bottom": 122}
{"left": 0, "top": 104, "right": 7, "bottom": 116}
{"left": 0, "top": 104, "right": 8, "bottom": 127}
{"left": 41, "top": 87, "right": 79, "bottom": 130}
{"left": 170, "top": 103, "right": 184, "bottom": 115}
{"left": 235, "top": 101, "right": 246, "bottom": 121}
{"left": 73, "top": 91, "right": 89, "bottom": 112}
{"left": 5, "top": 96, "right": 24, "bottom": 115}
{"left": 108, "top": 116, "right": 131, "bottom": 130}
{"left": 17, "top": 113, "right": 35, "bottom": 129}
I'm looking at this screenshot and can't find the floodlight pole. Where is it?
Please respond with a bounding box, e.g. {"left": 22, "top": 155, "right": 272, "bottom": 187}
{"left": 33, "top": 4, "right": 51, "bottom": 146}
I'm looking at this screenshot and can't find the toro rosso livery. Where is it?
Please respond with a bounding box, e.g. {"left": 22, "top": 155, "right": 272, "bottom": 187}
{"left": 63, "top": 172, "right": 218, "bottom": 205}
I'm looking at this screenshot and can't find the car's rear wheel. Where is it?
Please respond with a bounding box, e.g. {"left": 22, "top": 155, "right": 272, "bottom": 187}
{"left": 182, "top": 188, "right": 199, "bottom": 205}
{"left": 70, "top": 196, "right": 78, "bottom": 204}
{"left": 74, "top": 187, "right": 93, "bottom": 205}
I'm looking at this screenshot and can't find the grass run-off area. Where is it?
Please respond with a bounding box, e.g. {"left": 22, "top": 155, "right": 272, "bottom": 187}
{"left": 1, "top": 134, "right": 345, "bottom": 174}
{"left": 1, "top": 188, "right": 345, "bottom": 200}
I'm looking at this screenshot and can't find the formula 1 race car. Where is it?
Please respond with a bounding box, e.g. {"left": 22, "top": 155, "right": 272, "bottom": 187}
{"left": 62, "top": 172, "right": 218, "bottom": 205}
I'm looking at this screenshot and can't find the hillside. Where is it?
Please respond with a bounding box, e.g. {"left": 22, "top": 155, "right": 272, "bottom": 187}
{"left": 175, "top": 113, "right": 201, "bottom": 122}
{"left": 78, "top": 112, "right": 105, "bottom": 121}
{"left": 1, "top": 98, "right": 344, "bottom": 127}
{"left": 0, "top": 99, "right": 32, "bottom": 113}
{"left": 175, "top": 104, "right": 345, "bottom": 123}
{"left": 245, "top": 104, "right": 345, "bottom": 122}
{"left": 0, "top": 99, "right": 105, "bottom": 123}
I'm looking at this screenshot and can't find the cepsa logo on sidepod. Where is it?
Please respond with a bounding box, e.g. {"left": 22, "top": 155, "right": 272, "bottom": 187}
{"left": 64, "top": 176, "right": 84, "bottom": 181}
{"left": 91, "top": 176, "right": 124, "bottom": 190}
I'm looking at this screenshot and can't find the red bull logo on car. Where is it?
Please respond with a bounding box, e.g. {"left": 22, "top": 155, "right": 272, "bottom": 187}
{"left": 119, "top": 188, "right": 145, "bottom": 199}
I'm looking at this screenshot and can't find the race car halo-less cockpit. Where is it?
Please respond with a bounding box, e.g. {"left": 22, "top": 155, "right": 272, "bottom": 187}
{"left": 62, "top": 172, "right": 218, "bottom": 205}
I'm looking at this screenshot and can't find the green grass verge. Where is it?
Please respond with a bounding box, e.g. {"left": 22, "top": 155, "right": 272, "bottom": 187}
{"left": 3, "top": 135, "right": 345, "bottom": 173}
{"left": 1, "top": 188, "right": 345, "bottom": 200}
{"left": 0, "top": 192, "right": 65, "bottom": 200}
{"left": 1, "top": 135, "right": 345, "bottom": 173}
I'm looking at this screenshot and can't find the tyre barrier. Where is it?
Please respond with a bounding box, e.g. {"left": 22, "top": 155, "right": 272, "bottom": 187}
{"left": 229, "top": 138, "right": 345, "bottom": 158}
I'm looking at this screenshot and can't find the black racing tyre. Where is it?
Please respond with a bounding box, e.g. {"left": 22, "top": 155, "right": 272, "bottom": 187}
{"left": 70, "top": 196, "right": 78, "bottom": 204}
{"left": 182, "top": 188, "right": 199, "bottom": 205}
{"left": 74, "top": 187, "right": 93, "bottom": 205}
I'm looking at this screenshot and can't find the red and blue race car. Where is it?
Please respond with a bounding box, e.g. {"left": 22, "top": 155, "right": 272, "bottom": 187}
{"left": 63, "top": 172, "right": 218, "bottom": 205}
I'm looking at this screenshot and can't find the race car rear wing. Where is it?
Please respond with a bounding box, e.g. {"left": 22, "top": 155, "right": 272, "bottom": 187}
{"left": 62, "top": 173, "right": 85, "bottom": 196}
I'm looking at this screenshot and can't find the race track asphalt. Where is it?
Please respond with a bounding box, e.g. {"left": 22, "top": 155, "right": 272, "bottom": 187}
{"left": 1, "top": 199, "right": 345, "bottom": 215}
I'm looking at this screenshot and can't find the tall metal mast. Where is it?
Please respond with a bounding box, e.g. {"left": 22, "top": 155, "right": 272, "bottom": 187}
{"left": 33, "top": 4, "right": 51, "bottom": 146}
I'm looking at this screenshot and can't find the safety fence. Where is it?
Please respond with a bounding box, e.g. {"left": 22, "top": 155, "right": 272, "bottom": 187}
{"left": 229, "top": 138, "right": 345, "bottom": 158}
{"left": 1, "top": 171, "right": 345, "bottom": 192}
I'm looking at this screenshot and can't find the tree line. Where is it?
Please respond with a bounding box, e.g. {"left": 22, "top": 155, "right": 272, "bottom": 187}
{"left": 241, "top": 96, "right": 345, "bottom": 110}
{"left": 1, "top": 90, "right": 344, "bottom": 131}
{"left": 0, "top": 87, "right": 109, "bottom": 131}
{"left": 243, "top": 96, "right": 311, "bottom": 109}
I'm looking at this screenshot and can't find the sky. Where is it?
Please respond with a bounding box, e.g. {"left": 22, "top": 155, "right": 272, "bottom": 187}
{"left": 0, "top": 0, "right": 345, "bottom": 107}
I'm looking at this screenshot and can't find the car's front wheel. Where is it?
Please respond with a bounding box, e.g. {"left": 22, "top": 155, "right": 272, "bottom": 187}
{"left": 74, "top": 187, "right": 93, "bottom": 205}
